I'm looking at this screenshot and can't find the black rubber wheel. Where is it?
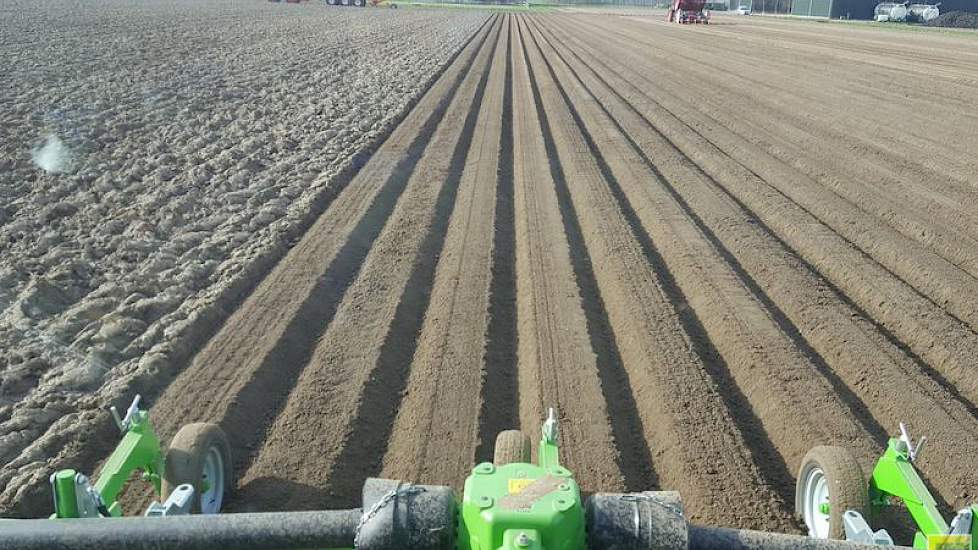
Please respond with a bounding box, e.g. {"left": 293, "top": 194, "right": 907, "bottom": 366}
{"left": 796, "top": 446, "right": 869, "bottom": 539}
{"left": 493, "top": 430, "right": 531, "bottom": 465}
{"left": 162, "top": 423, "right": 233, "bottom": 514}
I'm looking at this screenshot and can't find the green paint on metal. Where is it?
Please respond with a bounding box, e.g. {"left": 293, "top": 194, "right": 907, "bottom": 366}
{"left": 93, "top": 408, "right": 164, "bottom": 517}
{"left": 538, "top": 438, "right": 560, "bottom": 471}
{"left": 51, "top": 401, "right": 165, "bottom": 519}
{"left": 52, "top": 470, "right": 79, "bottom": 519}
{"left": 459, "top": 434, "right": 584, "bottom": 550}
{"left": 819, "top": 502, "right": 830, "bottom": 515}
{"left": 869, "top": 438, "right": 951, "bottom": 549}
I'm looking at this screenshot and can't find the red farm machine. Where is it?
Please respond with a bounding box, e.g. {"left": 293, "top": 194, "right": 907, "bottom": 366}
{"left": 667, "top": 0, "right": 711, "bottom": 23}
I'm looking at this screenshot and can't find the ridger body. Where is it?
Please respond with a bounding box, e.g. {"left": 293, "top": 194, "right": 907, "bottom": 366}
{"left": 0, "top": 397, "right": 972, "bottom": 550}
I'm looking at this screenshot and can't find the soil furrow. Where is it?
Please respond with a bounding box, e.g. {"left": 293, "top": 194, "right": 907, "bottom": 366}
{"left": 632, "top": 18, "right": 978, "bottom": 151}
{"left": 520, "top": 14, "right": 797, "bottom": 531}
{"left": 599, "top": 18, "right": 978, "bottom": 263}
{"left": 558, "top": 16, "right": 978, "bottom": 330}
{"left": 378, "top": 15, "right": 510, "bottom": 491}
{"left": 580, "top": 18, "right": 978, "bottom": 217}
{"left": 145, "top": 15, "right": 496, "bottom": 468}
{"left": 506, "top": 16, "right": 627, "bottom": 494}
{"left": 528, "top": 12, "right": 883, "bottom": 512}
{"left": 234, "top": 17, "right": 503, "bottom": 511}
{"left": 535, "top": 14, "right": 978, "bottom": 513}
{"left": 475, "top": 16, "right": 520, "bottom": 466}
{"left": 545, "top": 15, "right": 978, "bottom": 412}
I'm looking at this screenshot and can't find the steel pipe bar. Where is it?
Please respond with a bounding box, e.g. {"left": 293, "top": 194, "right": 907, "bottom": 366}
{"left": 0, "top": 508, "right": 362, "bottom": 550}
{"left": 0, "top": 509, "right": 922, "bottom": 550}
{"left": 689, "top": 524, "right": 914, "bottom": 550}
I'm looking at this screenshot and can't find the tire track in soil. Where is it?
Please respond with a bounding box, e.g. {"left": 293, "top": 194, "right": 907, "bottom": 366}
{"left": 519, "top": 15, "right": 795, "bottom": 531}
{"left": 378, "top": 15, "right": 510, "bottom": 490}
{"left": 233, "top": 17, "right": 504, "bottom": 511}
{"left": 140, "top": 15, "right": 495, "bottom": 507}
{"left": 534, "top": 14, "right": 978, "bottom": 513}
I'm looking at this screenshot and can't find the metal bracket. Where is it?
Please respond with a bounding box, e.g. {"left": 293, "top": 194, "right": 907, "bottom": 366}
{"left": 844, "top": 510, "right": 894, "bottom": 546}
{"left": 949, "top": 508, "right": 973, "bottom": 536}
{"left": 72, "top": 473, "right": 107, "bottom": 518}
{"left": 898, "top": 422, "right": 926, "bottom": 462}
{"left": 110, "top": 394, "right": 143, "bottom": 433}
{"left": 542, "top": 408, "right": 559, "bottom": 444}
{"left": 144, "top": 484, "right": 195, "bottom": 517}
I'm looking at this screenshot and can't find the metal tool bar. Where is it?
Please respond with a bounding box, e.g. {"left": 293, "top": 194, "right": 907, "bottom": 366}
{"left": 0, "top": 508, "right": 362, "bottom": 550}
{"left": 688, "top": 523, "right": 914, "bottom": 550}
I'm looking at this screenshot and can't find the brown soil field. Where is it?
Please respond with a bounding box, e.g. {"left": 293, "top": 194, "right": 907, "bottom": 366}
{"left": 0, "top": 0, "right": 485, "bottom": 515}
{"left": 6, "top": 8, "right": 978, "bottom": 539}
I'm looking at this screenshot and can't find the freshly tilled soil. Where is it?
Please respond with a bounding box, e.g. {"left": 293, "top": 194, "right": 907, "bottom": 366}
{"left": 0, "top": 0, "right": 485, "bottom": 516}
{"left": 3, "top": 7, "right": 978, "bottom": 541}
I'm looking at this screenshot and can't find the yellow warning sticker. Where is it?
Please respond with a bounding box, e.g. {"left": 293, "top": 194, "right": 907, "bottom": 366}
{"left": 508, "top": 478, "right": 534, "bottom": 495}
{"left": 928, "top": 535, "right": 971, "bottom": 550}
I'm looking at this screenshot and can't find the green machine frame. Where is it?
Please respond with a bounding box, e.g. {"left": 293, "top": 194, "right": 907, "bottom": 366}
{"left": 459, "top": 409, "right": 585, "bottom": 550}
{"left": 16, "top": 399, "right": 978, "bottom": 550}
{"left": 45, "top": 399, "right": 587, "bottom": 550}
{"left": 867, "top": 433, "right": 977, "bottom": 549}
{"left": 50, "top": 396, "right": 166, "bottom": 519}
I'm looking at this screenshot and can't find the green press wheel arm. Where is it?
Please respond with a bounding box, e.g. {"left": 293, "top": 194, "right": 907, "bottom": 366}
{"left": 869, "top": 439, "right": 948, "bottom": 547}
{"left": 539, "top": 407, "right": 560, "bottom": 470}
{"left": 92, "top": 409, "right": 164, "bottom": 516}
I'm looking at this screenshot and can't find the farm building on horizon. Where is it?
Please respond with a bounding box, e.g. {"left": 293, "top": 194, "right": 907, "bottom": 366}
{"left": 789, "top": 0, "right": 876, "bottom": 18}
{"left": 747, "top": 0, "right": 876, "bottom": 17}
{"left": 936, "top": 0, "right": 978, "bottom": 11}
{"left": 531, "top": 0, "right": 972, "bottom": 19}
{"left": 749, "top": 0, "right": 973, "bottom": 18}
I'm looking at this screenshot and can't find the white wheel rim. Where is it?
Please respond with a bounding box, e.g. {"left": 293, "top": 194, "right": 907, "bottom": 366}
{"left": 200, "top": 446, "right": 224, "bottom": 514}
{"left": 803, "top": 467, "right": 831, "bottom": 538}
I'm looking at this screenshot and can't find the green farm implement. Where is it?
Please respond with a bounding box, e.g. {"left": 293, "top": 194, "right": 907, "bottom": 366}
{"left": 44, "top": 395, "right": 231, "bottom": 520}
{"left": 0, "top": 398, "right": 972, "bottom": 550}
{"left": 797, "top": 423, "right": 975, "bottom": 550}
